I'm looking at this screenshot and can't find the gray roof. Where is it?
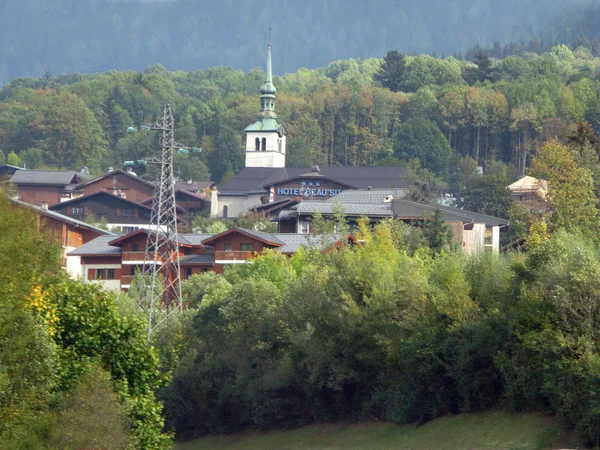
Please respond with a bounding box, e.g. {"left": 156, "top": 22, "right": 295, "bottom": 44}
{"left": 175, "top": 180, "right": 214, "bottom": 192}
{"left": 178, "top": 254, "right": 214, "bottom": 265}
{"left": 11, "top": 200, "right": 118, "bottom": 236}
{"left": 68, "top": 235, "right": 123, "bottom": 256}
{"left": 273, "top": 233, "right": 344, "bottom": 253}
{"left": 10, "top": 170, "right": 80, "bottom": 185}
{"left": 327, "top": 189, "right": 406, "bottom": 204}
{"left": 180, "top": 234, "right": 214, "bottom": 246}
{"left": 391, "top": 199, "right": 510, "bottom": 227}
{"left": 218, "top": 166, "right": 409, "bottom": 196}
{"left": 236, "top": 227, "right": 285, "bottom": 245}
{"left": 295, "top": 201, "right": 393, "bottom": 217}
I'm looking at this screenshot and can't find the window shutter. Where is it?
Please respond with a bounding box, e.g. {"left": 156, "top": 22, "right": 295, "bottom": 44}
{"left": 117, "top": 208, "right": 122, "bottom": 217}
{"left": 87, "top": 268, "right": 95, "bottom": 280}
{"left": 84, "top": 206, "right": 90, "bottom": 215}
{"left": 134, "top": 208, "right": 139, "bottom": 218}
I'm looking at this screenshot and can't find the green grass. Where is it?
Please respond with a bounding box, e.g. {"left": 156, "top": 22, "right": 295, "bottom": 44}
{"left": 177, "top": 411, "right": 568, "bottom": 450}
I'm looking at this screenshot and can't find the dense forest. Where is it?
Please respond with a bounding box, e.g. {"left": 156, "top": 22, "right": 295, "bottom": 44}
{"left": 2, "top": 40, "right": 600, "bottom": 192}
{"left": 0, "top": 0, "right": 589, "bottom": 86}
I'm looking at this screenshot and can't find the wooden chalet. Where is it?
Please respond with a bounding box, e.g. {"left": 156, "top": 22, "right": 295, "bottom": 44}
{"left": 9, "top": 170, "right": 88, "bottom": 206}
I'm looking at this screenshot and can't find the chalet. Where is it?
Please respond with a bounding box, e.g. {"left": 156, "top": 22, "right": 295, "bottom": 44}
{"left": 73, "top": 168, "right": 155, "bottom": 203}
{"left": 390, "top": 199, "right": 509, "bottom": 253}
{"left": 507, "top": 176, "right": 548, "bottom": 212}
{"left": 69, "top": 227, "right": 353, "bottom": 290}
{"left": 9, "top": 170, "right": 88, "bottom": 206}
{"left": 139, "top": 189, "right": 209, "bottom": 220}
{"left": 49, "top": 191, "right": 153, "bottom": 234}
{"left": 175, "top": 180, "right": 215, "bottom": 197}
{"left": 10, "top": 199, "right": 117, "bottom": 277}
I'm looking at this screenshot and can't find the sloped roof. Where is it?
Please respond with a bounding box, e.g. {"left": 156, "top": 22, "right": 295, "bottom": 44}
{"left": 49, "top": 191, "right": 152, "bottom": 210}
{"left": 295, "top": 201, "right": 393, "bottom": 217}
{"left": 74, "top": 169, "right": 155, "bottom": 189}
{"left": 391, "top": 199, "right": 509, "bottom": 227}
{"left": 507, "top": 176, "right": 548, "bottom": 198}
{"left": 327, "top": 189, "right": 405, "bottom": 204}
{"left": 200, "top": 227, "right": 284, "bottom": 246}
{"left": 10, "top": 170, "right": 81, "bottom": 185}
{"left": 218, "top": 166, "right": 410, "bottom": 196}
{"left": 68, "top": 235, "right": 123, "bottom": 256}
{"left": 175, "top": 180, "right": 214, "bottom": 192}
{"left": 10, "top": 200, "right": 117, "bottom": 236}
{"left": 179, "top": 234, "right": 214, "bottom": 246}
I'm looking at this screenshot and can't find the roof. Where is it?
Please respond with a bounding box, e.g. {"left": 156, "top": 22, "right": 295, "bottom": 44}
{"left": 0, "top": 164, "right": 23, "bottom": 171}
{"left": 245, "top": 119, "right": 284, "bottom": 132}
{"left": 49, "top": 191, "right": 153, "bottom": 210}
{"left": 178, "top": 254, "right": 215, "bottom": 265}
{"left": 218, "top": 166, "right": 410, "bottom": 196}
{"left": 200, "top": 227, "right": 284, "bottom": 246}
{"left": 295, "top": 201, "right": 393, "bottom": 217}
{"left": 74, "top": 169, "right": 155, "bottom": 190}
{"left": 179, "top": 234, "right": 214, "bottom": 246}
{"left": 68, "top": 235, "right": 123, "bottom": 256}
{"left": 507, "top": 176, "right": 548, "bottom": 198}
{"left": 327, "top": 189, "right": 406, "bottom": 204}
{"left": 10, "top": 199, "right": 118, "bottom": 236}
{"left": 391, "top": 199, "right": 510, "bottom": 227}
{"left": 10, "top": 170, "right": 81, "bottom": 186}
{"left": 174, "top": 180, "right": 214, "bottom": 192}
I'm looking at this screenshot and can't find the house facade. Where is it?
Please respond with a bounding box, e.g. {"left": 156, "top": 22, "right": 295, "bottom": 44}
{"left": 9, "top": 170, "right": 88, "bottom": 206}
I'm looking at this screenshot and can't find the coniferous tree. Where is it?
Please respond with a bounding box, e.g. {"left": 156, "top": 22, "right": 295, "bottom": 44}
{"left": 374, "top": 50, "right": 406, "bottom": 93}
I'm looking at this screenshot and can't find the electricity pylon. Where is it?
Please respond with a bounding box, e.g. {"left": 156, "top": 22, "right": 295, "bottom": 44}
{"left": 135, "top": 103, "right": 195, "bottom": 336}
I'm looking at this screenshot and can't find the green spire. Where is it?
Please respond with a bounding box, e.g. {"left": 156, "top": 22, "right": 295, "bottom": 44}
{"left": 258, "top": 41, "right": 277, "bottom": 120}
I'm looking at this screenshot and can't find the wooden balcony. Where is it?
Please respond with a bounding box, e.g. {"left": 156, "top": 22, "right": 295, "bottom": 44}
{"left": 214, "top": 251, "right": 254, "bottom": 261}
{"left": 121, "top": 251, "right": 164, "bottom": 263}
{"left": 121, "top": 274, "right": 135, "bottom": 284}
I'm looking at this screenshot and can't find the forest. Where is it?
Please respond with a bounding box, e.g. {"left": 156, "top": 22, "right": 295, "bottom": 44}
{"left": 2, "top": 40, "right": 600, "bottom": 189}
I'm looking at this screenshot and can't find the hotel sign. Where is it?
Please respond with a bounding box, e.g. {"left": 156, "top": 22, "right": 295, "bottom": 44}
{"left": 273, "top": 179, "right": 347, "bottom": 200}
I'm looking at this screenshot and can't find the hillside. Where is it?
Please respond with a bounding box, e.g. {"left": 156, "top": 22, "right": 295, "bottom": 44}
{"left": 0, "top": 0, "right": 587, "bottom": 85}
{"left": 178, "top": 412, "right": 567, "bottom": 450}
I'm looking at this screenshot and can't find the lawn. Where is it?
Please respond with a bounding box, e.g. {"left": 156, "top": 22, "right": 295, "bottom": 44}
{"left": 177, "top": 410, "right": 568, "bottom": 450}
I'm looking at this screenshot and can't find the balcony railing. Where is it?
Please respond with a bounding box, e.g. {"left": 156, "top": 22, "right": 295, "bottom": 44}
{"left": 214, "top": 251, "right": 254, "bottom": 261}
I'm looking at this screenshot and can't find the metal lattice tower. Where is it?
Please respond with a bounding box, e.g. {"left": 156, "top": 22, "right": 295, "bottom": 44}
{"left": 137, "top": 103, "right": 193, "bottom": 336}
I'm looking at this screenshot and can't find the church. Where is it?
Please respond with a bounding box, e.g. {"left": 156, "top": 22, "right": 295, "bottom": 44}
{"left": 211, "top": 41, "right": 409, "bottom": 218}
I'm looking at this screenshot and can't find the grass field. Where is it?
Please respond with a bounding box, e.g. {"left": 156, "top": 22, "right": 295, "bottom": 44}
{"left": 177, "top": 410, "right": 570, "bottom": 450}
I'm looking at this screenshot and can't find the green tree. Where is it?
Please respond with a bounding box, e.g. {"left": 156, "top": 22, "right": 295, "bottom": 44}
{"left": 0, "top": 149, "right": 5, "bottom": 165}
{"left": 374, "top": 50, "right": 406, "bottom": 92}
{"left": 20, "top": 147, "right": 43, "bottom": 169}
{"left": 423, "top": 205, "right": 453, "bottom": 253}
{"left": 458, "top": 173, "right": 512, "bottom": 218}
{"left": 531, "top": 139, "right": 599, "bottom": 232}
{"left": 394, "top": 117, "right": 452, "bottom": 178}
{"left": 6, "top": 151, "right": 19, "bottom": 166}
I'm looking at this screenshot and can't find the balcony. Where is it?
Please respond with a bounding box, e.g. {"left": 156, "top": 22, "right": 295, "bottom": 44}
{"left": 122, "top": 251, "right": 162, "bottom": 264}
{"left": 214, "top": 251, "right": 254, "bottom": 262}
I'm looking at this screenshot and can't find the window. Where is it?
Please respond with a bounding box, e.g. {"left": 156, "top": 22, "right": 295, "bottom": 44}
{"left": 255, "top": 137, "right": 260, "bottom": 151}
{"left": 224, "top": 243, "right": 232, "bottom": 251}
{"left": 132, "top": 243, "right": 140, "bottom": 252}
{"left": 201, "top": 268, "right": 208, "bottom": 273}
{"left": 240, "top": 243, "right": 254, "bottom": 252}
{"left": 72, "top": 206, "right": 84, "bottom": 216}
{"left": 278, "top": 139, "right": 282, "bottom": 153}
{"left": 223, "top": 205, "right": 228, "bottom": 218}
{"left": 97, "top": 213, "right": 107, "bottom": 220}
{"left": 261, "top": 137, "right": 267, "bottom": 151}
{"left": 119, "top": 208, "right": 134, "bottom": 217}
{"left": 299, "top": 220, "right": 310, "bottom": 234}
{"left": 184, "top": 268, "right": 192, "bottom": 279}
{"left": 123, "top": 226, "right": 135, "bottom": 234}
{"left": 484, "top": 228, "right": 493, "bottom": 247}
{"left": 96, "top": 269, "right": 105, "bottom": 280}
{"left": 107, "top": 269, "right": 115, "bottom": 280}
{"left": 130, "top": 266, "right": 137, "bottom": 276}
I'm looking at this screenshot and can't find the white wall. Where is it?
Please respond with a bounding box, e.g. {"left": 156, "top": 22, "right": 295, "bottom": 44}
{"left": 245, "top": 132, "right": 286, "bottom": 168}
{"left": 216, "top": 193, "right": 264, "bottom": 218}
{"left": 82, "top": 263, "right": 122, "bottom": 291}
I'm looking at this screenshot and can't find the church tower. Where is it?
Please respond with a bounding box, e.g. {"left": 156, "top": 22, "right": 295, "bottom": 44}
{"left": 245, "top": 39, "right": 287, "bottom": 168}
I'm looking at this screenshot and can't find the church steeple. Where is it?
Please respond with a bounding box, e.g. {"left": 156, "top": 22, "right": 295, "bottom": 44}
{"left": 259, "top": 41, "right": 277, "bottom": 120}
{"left": 244, "top": 33, "right": 288, "bottom": 168}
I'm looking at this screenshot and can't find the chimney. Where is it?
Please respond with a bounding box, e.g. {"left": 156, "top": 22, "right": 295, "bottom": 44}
{"left": 108, "top": 167, "right": 114, "bottom": 173}
{"left": 210, "top": 186, "right": 219, "bottom": 218}
{"left": 41, "top": 201, "right": 48, "bottom": 210}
